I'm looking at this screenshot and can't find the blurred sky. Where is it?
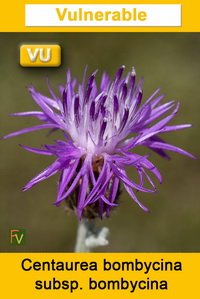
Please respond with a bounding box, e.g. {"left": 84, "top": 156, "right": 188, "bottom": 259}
{"left": 0, "top": 33, "right": 199, "bottom": 252}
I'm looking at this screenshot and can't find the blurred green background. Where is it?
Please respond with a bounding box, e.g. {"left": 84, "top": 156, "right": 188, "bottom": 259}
{"left": 0, "top": 33, "right": 199, "bottom": 252}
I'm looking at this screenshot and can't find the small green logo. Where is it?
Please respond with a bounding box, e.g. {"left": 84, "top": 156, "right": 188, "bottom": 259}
{"left": 10, "top": 229, "right": 26, "bottom": 245}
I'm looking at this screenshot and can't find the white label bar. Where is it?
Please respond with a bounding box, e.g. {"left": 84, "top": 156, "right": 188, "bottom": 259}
{"left": 25, "top": 4, "right": 181, "bottom": 27}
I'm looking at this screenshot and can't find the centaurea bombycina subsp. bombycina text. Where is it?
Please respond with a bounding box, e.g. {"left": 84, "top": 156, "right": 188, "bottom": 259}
{"left": 3, "top": 66, "right": 196, "bottom": 219}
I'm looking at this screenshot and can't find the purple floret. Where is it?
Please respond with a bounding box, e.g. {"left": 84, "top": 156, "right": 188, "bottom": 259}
{"left": 3, "top": 66, "right": 196, "bottom": 219}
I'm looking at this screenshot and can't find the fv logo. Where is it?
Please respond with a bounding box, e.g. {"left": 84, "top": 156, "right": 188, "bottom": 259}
{"left": 10, "top": 229, "right": 26, "bottom": 245}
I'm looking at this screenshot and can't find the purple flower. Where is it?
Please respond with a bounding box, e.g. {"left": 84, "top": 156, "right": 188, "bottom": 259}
{"left": 3, "top": 66, "right": 196, "bottom": 219}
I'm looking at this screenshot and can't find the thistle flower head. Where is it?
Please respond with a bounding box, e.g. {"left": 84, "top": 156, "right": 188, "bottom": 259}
{"left": 3, "top": 66, "right": 196, "bottom": 219}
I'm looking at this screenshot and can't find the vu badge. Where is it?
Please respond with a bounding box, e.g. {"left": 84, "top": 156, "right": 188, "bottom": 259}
{"left": 10, "top": 229, "right": 26, "bottom": 245}
{"left": 20, "top": 45, "right": 61, "bottom": 67}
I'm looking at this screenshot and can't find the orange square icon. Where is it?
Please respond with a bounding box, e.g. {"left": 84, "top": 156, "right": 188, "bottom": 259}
{"left": 20, "top": 45, "right": 61, "bottom": 67}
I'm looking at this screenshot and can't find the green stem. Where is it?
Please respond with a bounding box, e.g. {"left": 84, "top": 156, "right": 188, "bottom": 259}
{"left": 74, "top": 219, "right": 109, "bottom": 253}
